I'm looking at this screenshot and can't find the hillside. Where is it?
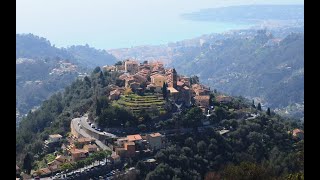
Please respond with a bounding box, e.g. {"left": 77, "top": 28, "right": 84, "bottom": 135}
{"left": 108, "top": 28, "right": 304, "bottom": 119}
{"left": 16, "top": 34, "right": 118, "bottom": 123}
{"left": 16, "top": 57, "right": 83, "bottom": 122}
{"left": 16, "top": 65, "right": 303, "bottom": 179}
{"left": 172, "top": 32, "right": 304, "bottom": 110}
{"left": 65, "top": 44, "right": 117, "bottom": 69}
{"left": 16, "top": 34, "right": 117, "bottom": 67}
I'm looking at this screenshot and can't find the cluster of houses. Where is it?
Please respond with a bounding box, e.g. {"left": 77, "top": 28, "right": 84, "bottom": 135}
{"left": 103, "top": 59, "right": 229, "bottom": 112}
{"left": 49, "top": 61, "right": 77, "bottom": 76}
{"left": 113, "top": 132, "right": 165, "bottom": 160}
{"left": 35, "top": 130, "right": 165, "bottom": 177}
{"left": 35, "top": 134, "right": 100, "bottom": 176}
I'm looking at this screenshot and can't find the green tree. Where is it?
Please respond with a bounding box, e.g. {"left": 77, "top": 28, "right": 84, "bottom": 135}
{"left": 93, "top": 66, "right": 101, "bottom": 74}
{"left": 252, "top": 100, "right": 256, "bottom": 108}
{"left": 221, "top": 162, "right": 273, "bottom": 180}
{"left": 138, "top": 124, "right": 147, "bottom": 131}
{"left": 115, "top": 61, "right": 122, "bottom": 66}
{"left": 99, "top": 71, "right": 106, "bottom": 86}
{"left": 139, "top": 109, "right": 151, "bottom": 122}
{"left": 197, "top": 141, "right": 207, "bottom": 155}
{"left": 60, "top": 162, "right": 74, "bottom": 172}
{"left": 257, "top": 103, "right": 262, "bottom": 111}
{"left": 162, "top": 82, "right": 168, "bottom": 100}
{"left": 185, "top": 137, "right": 195, "bottom": 149}
{"left": 76, "top": 160, "right": 85, "bottom": 169}
{"left": 22, "top": 153, "right": 32, "bottom": 174}
{"left": 190, "top": 75, "right": 199, "bottom": 85}
{"left": 136, "top": 160, "right": 148, "bottom": 179}
{"left": 267, "top": 108, "right": 271, "bottom": 116}
{"left": 145, "top": 163, "right": 175, "bottom": 180}
{"left": 209, "top": 94, "right": 215, "bottom": 106}
{"left": 285, "top": 172, "right": 304, "bottom": 180}
{"left": 215, "top": 106, "right": 227, "bottom": 122}
{"left": 184, "top": 107, "right": 203, "bottom": 128}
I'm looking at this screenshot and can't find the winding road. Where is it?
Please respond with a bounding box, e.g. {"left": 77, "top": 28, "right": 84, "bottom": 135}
{"left": 71, "top": 115, "right": 116, "bottom": 151}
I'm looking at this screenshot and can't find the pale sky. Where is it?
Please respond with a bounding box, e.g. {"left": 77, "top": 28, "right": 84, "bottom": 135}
{"left": 16, "top": 0, "right": 303, "bottom": 49}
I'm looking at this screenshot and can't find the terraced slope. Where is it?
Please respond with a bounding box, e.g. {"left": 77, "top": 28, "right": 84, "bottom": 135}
{"left": 115, "top": 94, "right": 166, "bottom": 116}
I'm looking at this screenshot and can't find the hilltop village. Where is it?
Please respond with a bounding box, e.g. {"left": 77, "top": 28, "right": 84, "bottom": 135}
{"left": 25, "top": 59, "right": 235, "bottom": 179}
{"left": 103, "top": 59, "right": 226, "bottom": 112}
{"left": 17, "top": 59, "right": 304, "bottom": 180}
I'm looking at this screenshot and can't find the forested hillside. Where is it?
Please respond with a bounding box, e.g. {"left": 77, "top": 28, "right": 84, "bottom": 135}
{"left": 16, "top": 67, "right": 303, "bottom": 179}
{"left": 172, "top": 31, "right": 304, "bottom": 108}
{"left": 16, "top": 34, "right": 118, "bottom": 123}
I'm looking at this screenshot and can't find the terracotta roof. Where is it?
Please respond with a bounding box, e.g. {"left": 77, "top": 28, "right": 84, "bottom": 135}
{"left": 216, "top": 95, "right": 232, "bottom": 102}
{"left": 125, "top": 60, "right": 138, "bottom": 64}
{"left": 147, "top": 84, "right": 157, "bottom": 88}
{"left": 124, "top": 141, "right": 135, "bottom": 146}
{"left": 124, "top": 76, "right": 135, "bottom": 81}
{"left": 191, "top": 84, "right": 201, "bottom": 89}
{"left": 38, "top": 168, "right": 51, "bottom": 175}
{"left": 127, "top": 134, "right": 142, "bottom": 141}
{"left": 77, "top": 137, "right": 94, "bottom": 143}
{"left": 151, "top": 74, "right": 165, "bottom": 79}
{"left": 293, "top": 129, "right": 304, "bottom": 136}
{"left": 149, "top": 132, "right": 162, "bottom": 137}
{"left": 84, "top": 144, "right": 98, "bottom": 149}
{"left": 194, "top": 95, "right": 210, "bottom": 100}
{"left": 70, "top": 149, "right": 88, "bottom": 154}
{"left": 119, "top": 74, "right": 129, "bottom": 80}
{"left": 168, "top": 87, "right": 179, "bottom": 93}
{"left": 55, "top": 155, "right": 67, "bottom": 162}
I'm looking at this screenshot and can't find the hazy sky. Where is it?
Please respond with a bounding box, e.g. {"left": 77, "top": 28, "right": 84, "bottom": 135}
{"left": 16, "top": 0, "right": 303, "bottom": 49}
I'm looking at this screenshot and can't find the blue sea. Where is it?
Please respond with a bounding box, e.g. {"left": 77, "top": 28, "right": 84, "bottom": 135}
{"left": 101, "top": 20, "right": 252, "bottom": 49}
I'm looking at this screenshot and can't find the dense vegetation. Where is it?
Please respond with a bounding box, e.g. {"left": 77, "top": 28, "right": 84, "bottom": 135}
{"left": 16, "top": 57, "right": 80, "bottom": 121}
{"left": 16, "top": 68, "right": 99, "bottom": 165}
{"left": 16, "top": 34, "right": 72, "bottom": 60}
{"left": 16, "top": 67, "right": 139, "bottom": 166}
{"left": 16, "top": 65, "right": 303, "bottom": 179}
{"left": 136, "top": 110, "right": 304, "bottom": 179}
{"left": 66, "top": 44, "right": 117, "bottom": 69}
{"left": 16, "top": 34, "right": 117, "bottom": 67}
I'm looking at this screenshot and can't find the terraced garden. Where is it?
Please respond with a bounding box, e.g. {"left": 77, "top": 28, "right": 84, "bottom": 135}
{"left": 113, "top": 94, "right": 166, "bottom": 116}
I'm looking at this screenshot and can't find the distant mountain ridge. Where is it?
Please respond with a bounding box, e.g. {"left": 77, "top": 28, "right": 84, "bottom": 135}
{"left": 16, "top": 34, "right": 118, "bottom": 123}
{"left": 181, "top": 5, "right": 304, "bottom": 24}
{"left": 108, "top": 28, "right": 304, "bottom": 119}
{"left": 16, "top": 34, "right": 117, "bottom": 68}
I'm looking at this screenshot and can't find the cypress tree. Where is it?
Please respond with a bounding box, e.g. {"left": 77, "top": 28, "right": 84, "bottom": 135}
{"left": 257, "top": 103, "right": 262, "bottom": 111}
{"left": 267, "top": 107, "right": 271, "bottom": 116}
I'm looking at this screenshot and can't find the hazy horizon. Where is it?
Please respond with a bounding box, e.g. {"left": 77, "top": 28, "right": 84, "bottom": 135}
{"left": 17, "top": 0, "right": 303, "bottom": 50}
